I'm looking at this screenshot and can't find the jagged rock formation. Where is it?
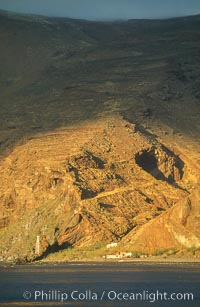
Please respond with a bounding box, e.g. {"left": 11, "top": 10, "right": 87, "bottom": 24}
{"left": 135, "top": 145, "right": 184, "bottom": 184}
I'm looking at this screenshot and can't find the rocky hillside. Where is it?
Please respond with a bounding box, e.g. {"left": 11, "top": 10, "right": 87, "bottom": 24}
{"left": 0, "top": 11, "right": 200, "bottom": 262}
{"left": 122, "top": 188, "right": 200, "bottom": 253}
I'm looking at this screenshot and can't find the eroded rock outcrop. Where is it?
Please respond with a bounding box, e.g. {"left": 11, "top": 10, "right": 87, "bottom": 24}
{"left": 135, "top": 145, "right": 184, "bottom": 184}
{"left": 0, "top": 116, "right": 195, "bottom": 261}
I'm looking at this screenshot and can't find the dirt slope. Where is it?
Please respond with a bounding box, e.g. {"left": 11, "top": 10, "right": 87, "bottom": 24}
{"left": 122, "top": 188, "right": 200, "bottom": 253}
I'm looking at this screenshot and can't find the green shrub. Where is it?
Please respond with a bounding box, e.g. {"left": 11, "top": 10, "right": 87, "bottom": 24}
{"left": 186, "top": 246, "right": 200, "bottom": 255}
{"left": 152, "top": 248, "right": 171, "bottom": 256}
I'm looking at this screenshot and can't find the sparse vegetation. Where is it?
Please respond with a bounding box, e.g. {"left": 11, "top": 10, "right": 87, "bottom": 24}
{"left": 45, "top": 242, "right": 109, "bottom": 261}
{"left": 186, "top": 246, "right": 200, "bottom": 255}
{"left": 152, "top": 248, "right": 177, "bottom": 256}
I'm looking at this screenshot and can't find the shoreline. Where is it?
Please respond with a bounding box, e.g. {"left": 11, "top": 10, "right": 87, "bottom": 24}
{"left": 1, "top": 256, "right": 200, "bottom": 266}
{"left": 39, "top": 257, "right": 200, "bottom": 264}
{"left": 22, "top": 257, "right": 200, "bottom": 265}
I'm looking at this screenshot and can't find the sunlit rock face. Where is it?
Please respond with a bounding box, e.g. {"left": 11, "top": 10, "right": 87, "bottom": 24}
{"left": 122, "top": 189, "right": 200, "bottom": 253}
{"left": 0, "top": 116, "right": 196, "bottom": 261}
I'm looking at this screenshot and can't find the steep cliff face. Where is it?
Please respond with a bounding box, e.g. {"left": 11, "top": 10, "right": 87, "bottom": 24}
{"left": 135, "top": 145, "right": 184, "bottom": 184}
{"left": 0, "top": 115, "right": 197, "bottom": 262}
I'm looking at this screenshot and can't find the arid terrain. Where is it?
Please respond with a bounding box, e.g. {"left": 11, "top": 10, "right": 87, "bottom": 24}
{"left": 0, "top": 10, "right": 200, "bottom": 262}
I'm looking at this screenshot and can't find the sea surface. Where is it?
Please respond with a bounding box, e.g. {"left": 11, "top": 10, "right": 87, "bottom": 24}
{"left": 0, "top": 262, "right": 199, "bottom": 307}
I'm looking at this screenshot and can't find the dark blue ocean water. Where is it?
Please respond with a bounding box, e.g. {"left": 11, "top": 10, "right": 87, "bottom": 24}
{"left": 0, "top": 262, "right": 199, "bottom": 307}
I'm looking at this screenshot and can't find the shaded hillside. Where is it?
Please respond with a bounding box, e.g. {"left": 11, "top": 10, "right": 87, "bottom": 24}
{"left": 0, "top": 11, "right": 200, "bottom": 261}
{"left": 1, "top": 11, "right": 200, "bottom": 155}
